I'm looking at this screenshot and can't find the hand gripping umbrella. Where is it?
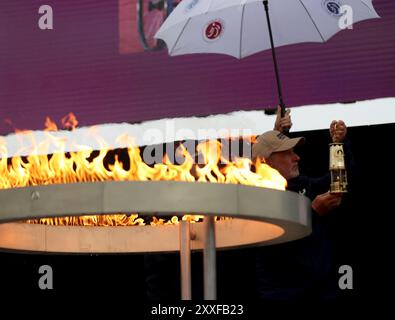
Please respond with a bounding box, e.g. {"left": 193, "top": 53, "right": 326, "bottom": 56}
{"left": 155, "top": 0, "right": 379, "bottom": 129}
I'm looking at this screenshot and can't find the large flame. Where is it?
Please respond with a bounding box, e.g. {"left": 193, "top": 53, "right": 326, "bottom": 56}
{"left": 0, "top": 114, "right": 287, "bottom": 226}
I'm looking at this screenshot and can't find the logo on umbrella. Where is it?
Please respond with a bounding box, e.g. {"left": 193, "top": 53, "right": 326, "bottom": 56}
{"left": 323, "top": 0, "right": 343, "bottom": 16}
{"left": 204, "top": 20, "right": 224, "bottom": 41}
{"left": 185, "top": 0, "right": 200, "bottom": 13}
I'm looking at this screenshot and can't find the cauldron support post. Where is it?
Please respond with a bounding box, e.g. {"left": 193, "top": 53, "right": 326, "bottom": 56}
{"left": 203, "top": 216, "right": 216, "bottom": 300}
{"left": 179, "top": 220, "right": 192, "bottom": 300}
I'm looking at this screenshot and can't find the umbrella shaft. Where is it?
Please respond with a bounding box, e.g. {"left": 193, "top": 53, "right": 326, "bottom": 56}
{"left": 263, "top": 0, "right": 285, "bottom": 117}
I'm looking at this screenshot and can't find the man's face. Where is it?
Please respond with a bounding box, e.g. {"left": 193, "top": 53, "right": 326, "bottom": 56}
{"left": 266, "top": 148, "right": 300, "bottom": 180}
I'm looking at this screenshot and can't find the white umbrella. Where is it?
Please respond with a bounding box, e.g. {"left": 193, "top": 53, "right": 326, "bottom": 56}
{"left": 155, "top": 0, "right": 379, "bottom": 118}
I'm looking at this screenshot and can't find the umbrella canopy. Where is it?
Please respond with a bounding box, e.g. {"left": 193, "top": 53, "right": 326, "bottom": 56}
{"left": 155, "top": 0, "right": 379, "bottom": 59}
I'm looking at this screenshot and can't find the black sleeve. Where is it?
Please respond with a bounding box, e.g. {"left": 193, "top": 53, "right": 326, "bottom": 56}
{"left": 305, "top": 174, "right": 330, "bottom": 200}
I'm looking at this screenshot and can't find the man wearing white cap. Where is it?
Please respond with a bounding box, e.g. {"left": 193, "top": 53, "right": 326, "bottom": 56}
{"left": 253, "top": 110, "right": 351, "bottom": 300}
{"left": 253, "top": 116, "right": 346, "bottom": 215}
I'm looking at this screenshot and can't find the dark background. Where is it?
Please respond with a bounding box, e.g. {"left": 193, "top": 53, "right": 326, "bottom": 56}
{"left": 0, "top": 122, "right": 392, "bottom": 304}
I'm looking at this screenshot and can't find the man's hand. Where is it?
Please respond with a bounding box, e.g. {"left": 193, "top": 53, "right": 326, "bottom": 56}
{"left": 312, "top": 191, "right": 342, "bottom": 216}
{"left": 330, "top": 120, "right": 347, "bottom": 142}
{"left": 274, "top": 106, "right": 292, "bottom": 133}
